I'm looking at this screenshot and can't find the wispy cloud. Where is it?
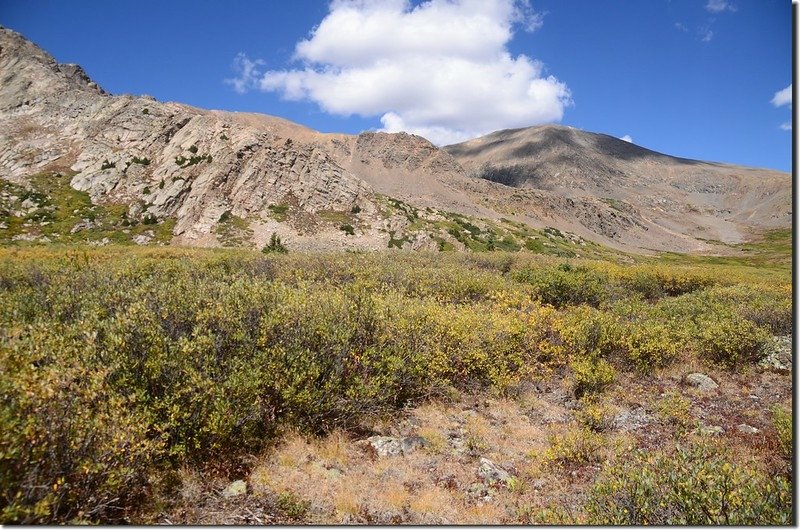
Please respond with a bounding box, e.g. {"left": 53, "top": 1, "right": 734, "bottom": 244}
{"left": 771, "top": 84, "right": 792, "bottom": 108}
{"left": 771, "top": 85, "right": 792, "bottom": 131}
{"left": 674, "top": 22, "right": 688, "bottom": 32}
{"left": 699, "top": 26, "right": 714, "bottom": 42}
{"left": 225, "top": 0, "right": 571, "bottom": 145}
{"left": 705, "top": 0, "right": 737, "bottom": 13}
{"left": 224, "top": 54, "right": 265, "bottom": 94}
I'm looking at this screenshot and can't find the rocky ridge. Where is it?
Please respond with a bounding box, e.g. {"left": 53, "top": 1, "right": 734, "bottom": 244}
{"left": 0, "top": 27, "right": 791, "bottom": 253}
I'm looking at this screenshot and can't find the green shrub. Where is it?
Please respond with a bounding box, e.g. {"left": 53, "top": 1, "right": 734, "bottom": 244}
{"left": 621, "top": 321, "right": 682, "bottom": 372}
{"left": 545, "top": 427, "right": 605, "bottom": 466}
{"left": 575, "top": 399, "right": 615, "bottom": 432}
{"left": 0, "top": 326, "right": 159, "bottom": 523}
{"left": 188, "top": 145, "right": 198, "bottom": 154}
{"left": 655, "top": 391, "right": 692, "bottom": 429}
{"left": 514, "top": 266, "right": 609, "bottom": 308}
{"left": 570, "top": 357, "right": 615, "bottom": 398}
{"left": 276, "top": 491, "right": 310, "bottom": 520}
{"left": 100, "top": 160, "right": 115, "bottom": 170}
{"left": 586, "top": 441, "right": 792, "bottom": 525}
{"left": 339, "top": 224, "right": 355, "bottom": 236}
{"left": 771, "top": 405, "right": 792, "bottom": 462}
{"left": 695, "top": 312, "right": 770, "bottom": 367}
{"left": 262, "top": 232, "right": 288, "bottom": 254}
{"left": 350, "top": 205, "right": 361, "bottom": 214}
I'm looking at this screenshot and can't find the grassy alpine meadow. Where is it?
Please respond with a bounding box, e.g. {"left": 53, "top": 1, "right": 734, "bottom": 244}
{"left": 0, "top": 232, "right": 792, "bottom": 524}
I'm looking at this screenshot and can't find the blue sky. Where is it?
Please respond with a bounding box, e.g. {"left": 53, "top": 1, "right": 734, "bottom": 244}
{"left": 1, "top": 0, "right": 792, "bottom": 171}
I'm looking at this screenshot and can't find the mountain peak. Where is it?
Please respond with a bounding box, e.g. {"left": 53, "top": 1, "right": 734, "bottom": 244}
{"left": 0, "top": 26, "right": 105, "bottom": 111}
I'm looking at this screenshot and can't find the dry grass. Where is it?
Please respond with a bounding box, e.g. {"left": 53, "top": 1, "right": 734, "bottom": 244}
{"left": 150, "top": 358, "right": 790, "bottom": 524}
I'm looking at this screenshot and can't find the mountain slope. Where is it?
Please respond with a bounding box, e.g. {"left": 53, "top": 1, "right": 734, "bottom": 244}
{"left": 446, "top": 125, "right": 791, "bottom": 249}
{"left": 0, "top": 27, "right": 790, "bottom": 254}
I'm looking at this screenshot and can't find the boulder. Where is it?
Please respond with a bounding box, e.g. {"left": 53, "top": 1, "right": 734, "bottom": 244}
{"left": 221, "top": 479, "right": 247, "bottom": 498}
{"left": 686, "top": 373, "right": 718, "bottom": 391}
{"left": 758, "top": 336, "right": 792, "bottom": 373}
{"left": 359, "top": 435, "right": 427, "bottom": 457}
{"left": 476, "top": 457, "right": 511, "bottom": 486}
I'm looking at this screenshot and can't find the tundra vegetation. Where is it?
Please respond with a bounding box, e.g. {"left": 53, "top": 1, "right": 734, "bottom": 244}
{"left": 0, "top": 228, "right": 792, "bottom": 524}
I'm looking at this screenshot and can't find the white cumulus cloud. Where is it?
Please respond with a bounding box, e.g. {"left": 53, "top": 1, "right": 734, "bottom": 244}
{"left": 620, "top": 135, "right": 633, "bottom": 143}
{"left": 705, "top": 0, "right": 737, "bottom": 13}
{"left": 226, "top": 0, "right": 571, "bottom": 145}
{"left": 779, "top": 121, "right": 791, "bottom": 131}
{"left": 771, "top": 84, "right": 792, "bottom": 107}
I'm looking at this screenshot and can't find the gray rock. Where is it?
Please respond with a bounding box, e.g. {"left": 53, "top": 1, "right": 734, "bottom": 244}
{"left": 686, "top": 373, "right": 718, "bottom": 391}
{"left": 221, "top": 479, "right": 247, "bottom": 498}
{"left": 736, "top": 423, "right": 760, "bottom": 434}
{"left": 477, "top": 457, "right": 511, "bottom": 485}
{"left": 70, "top": 220, "right": 95, "bottom": 233}
{"left": 614, "top": 406, "right": 651, "bottom": 432}
{"left": 758, "top": 336, "right": 792, "bottom": 373}
{"left": 133, "top": 231, "right": 154, "bottom": 245}
{"left": 696, "top": 424, "right": 723, "bottom": 436}
{"left": 361, "top": 435, "right": 427, "bottom": 457}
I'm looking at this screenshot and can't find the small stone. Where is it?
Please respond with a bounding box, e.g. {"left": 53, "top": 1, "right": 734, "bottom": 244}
{"left": 686, "top": 373, "right": 718, "bottom": 391}
{"left": 736, "top": 423, "right": 760, "bottom": 434}
{"left": 477, "top": 457, "right": 512, "bottom": 486}
{"left": 222, "top": 479, "right": 247, "bottom": 498}
{"left": 696, "top": 424, "right": 723, "bottom": 436}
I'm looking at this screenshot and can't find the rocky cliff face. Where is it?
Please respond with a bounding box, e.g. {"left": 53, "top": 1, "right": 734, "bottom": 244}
{"left": 0, "top": 27, "right": 791, "bottom": 254}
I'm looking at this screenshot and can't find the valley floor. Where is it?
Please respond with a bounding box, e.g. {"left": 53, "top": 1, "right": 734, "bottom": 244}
{"left": 0, "top": 236, "right": 792, "bottom": 525}
{"left": 150, "top": 362, "right": 791, "bottom": 525}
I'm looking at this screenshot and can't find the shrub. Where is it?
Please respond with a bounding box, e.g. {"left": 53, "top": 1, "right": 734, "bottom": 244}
{"left": 339, "top": 224, "right": 355, "bottom": 236}
{"left": 585, "top": 441, "right": 792, "bottom": 525}
{"left": 142, "top": 108, "right": 149, "bottom": 115}
{"left": 262, "top": 232, "right": 288, "bottom": 254}
{"left": 545, "top": 427, "right": 605, "bottom": 466}
{"left": 771, "top": 405, "right": 791, "bottom": 462}
{"left": 695, "top": 312, "right": 770, "bottom": 367}
{"left": 276, "top": 491, "right": 310, "bottom": 520}
{"left": 575, "top": 399, "right": 615, "bottom": 432}
{"left": 0, "top": 326, "right": 159, "bottom": 523}
{"left": 100, "top": 159, "right": 115, "bottom": 170}
{"left": 621, "top": 321, "right": 682, "bottom": 373}
{"left": 142, "top": 213, "right": 158, "bottom": 225}
{"left": 655, "top": 391, "right": 692, "bottom": 430}
{"left": 558, "top": 305, "right": 625, "bottom": 362}
{"left": 188, "top": 145, "right": 198, "bottom": 154}
{"left": 515, "top": 266, "right": 609, "bottom": 308}
{"left": 570, "top": 357, "right": 615, "bottom": 398}
{"left": 350, "top": 205, "right": 361, "bottom": 214}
